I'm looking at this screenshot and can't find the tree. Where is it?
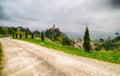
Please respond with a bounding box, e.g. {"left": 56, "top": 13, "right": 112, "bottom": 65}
{"left": 100, "top": 38, "right": 104, "bottom": 42}
{"left": 41, "top": 31, "right": 44, "bottom": 41}
{"left": 20, "top": 33, "right": 22, "bottom": 38}
{"left": 26, "top": 27, "right": 31, "bottom": 34}
{"left": 83, "top": 26, "right": 91, "bottom": 51}
{"left": 25, "top": 33, "right": 28, "bottom": 39}
{"left": 16, "top": 33, "right": 18, "bottom": 38}
{"left": 13, "top": 34, "right": 14, "bottom": 38}
{"left": 34, "top": 30, "right": 40, "bottom": 35}
{"left": 115, "top": 32, "right": 120, "bottom": 41}
{"left": 31, "top": 33, "right": 34, "bottom": 39}
{"left": 108, "top": 37, "right": 111, "bottom": 40}
{"left": 0, "top": 26, "right": 2, "bottom": 33}
{"left": 8, "top": 27, "right": 14, "bottom": 34}
{"left": 1, "top": 27, "right": 7, "bottom": 34}
{"left": 115, "top": 32, "right": 119, "bottom": 37}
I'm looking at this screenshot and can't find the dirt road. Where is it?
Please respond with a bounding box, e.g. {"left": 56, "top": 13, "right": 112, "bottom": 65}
{"left": 0, "top": 38, "right": 120, "bottom": 76}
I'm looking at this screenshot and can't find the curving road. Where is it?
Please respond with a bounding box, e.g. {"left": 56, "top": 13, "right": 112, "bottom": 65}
{"left": 0, "top": 38, "right": 120, "bottom": 76}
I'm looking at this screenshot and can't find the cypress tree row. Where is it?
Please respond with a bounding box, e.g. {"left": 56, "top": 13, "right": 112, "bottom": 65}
{"left": 41, "top": 31, "right": 44, "bottom": 41}
{"left": 83, "top": 26, "right": 91, "bottom": 51}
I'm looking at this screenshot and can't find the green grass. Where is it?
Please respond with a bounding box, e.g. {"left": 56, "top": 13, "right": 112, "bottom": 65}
{"left": 0, "top": 34, "right": 11, "bottom": 38}
{"left": 0, "top": 35, "right": 2, "bottom": 38}
{"left": 17, "top": 38, "right": 120, "bottom": 64}
{"left": 0, "top": 43, "right": 3, "bottom": 75}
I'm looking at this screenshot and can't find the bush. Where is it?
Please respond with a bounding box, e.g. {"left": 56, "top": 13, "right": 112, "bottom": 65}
{"left": 62, "top": 37, "right": 71, "bottom": 45}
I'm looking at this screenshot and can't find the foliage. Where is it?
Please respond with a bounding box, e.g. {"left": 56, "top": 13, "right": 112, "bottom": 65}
{"left": 41, "top": 31, "right": 44, "bottom": 41}
{"left": 25, "top": 27, "right": 32, "bottom": 34}
{"left": 19, "top": 34, "right": 22, "bottom": 38}
{"left": 100, "top": 38, "right": 104, "bottom": 42}
{"left": 98, "top": 33, "right": 120, "bottom": 51}
{"left": 16, "top": 33, "right": 18, "bottom": 38}
{"left": 31, "top": 33, "right": 34, "bottom": 39}
{"left": 12, "top": 34, "right": 14, "bottom": 38}
{"left": 62, "top": 37, "right": 71, "bottom": 45}
{"left": 33, "top": 30, "right": 40, "bottom": 35}
{"left": 0, "top": 36, "right": 1, "bottom": 38}
{"left": 45, "top": 26, "right": 71, "bottom": 45}
{"left": 45, "top": 28, "right": 62, "bottom": 41}
{"left": 83, "top": 26, "right": 91, "bottom": 51}
{"left": 25, "top": 33, "right": 28, "bottom": 39}
{"left": 115, "top": 35, "right": 120, "bottom": 41}
{"left": 0, "top": 26, "right": 32, "bottom": 38}
{"left": 0, "top": 26, "right": 17, "bottom": 35}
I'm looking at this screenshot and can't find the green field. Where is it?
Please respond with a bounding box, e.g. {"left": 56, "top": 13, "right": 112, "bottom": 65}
{"left": 17, "top": 38, "right": 120, "bottom": 64}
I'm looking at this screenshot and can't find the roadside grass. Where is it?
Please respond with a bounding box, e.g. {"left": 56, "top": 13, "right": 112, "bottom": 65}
{"left": 17, "top": 38, "right": 120, "bottom": 64}
{"left": 0, "top": 43, "right": 3, "bottom": 75}
{"left": 0, "top": 34, "right": 11, "bottom": 38}
{"left": 0, "top": 35, "right": 2, "bottom": 38}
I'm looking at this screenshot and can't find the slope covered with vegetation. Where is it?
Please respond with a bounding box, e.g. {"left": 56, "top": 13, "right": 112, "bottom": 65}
{"left": 97, "top": 33, "right": 120, "bottom": 51}
{"left": 17, "top": 38, "right": 120, "bottom": 64}
{"left": 45, "top": 25, "right": 72, "bottom": 45}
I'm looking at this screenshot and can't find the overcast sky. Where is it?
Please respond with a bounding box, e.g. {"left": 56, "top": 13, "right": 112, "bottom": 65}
{"left": 0, "top": 0, "right": 120, "bottom": 32}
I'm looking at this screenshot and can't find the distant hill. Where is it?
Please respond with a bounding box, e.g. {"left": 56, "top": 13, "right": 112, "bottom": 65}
{"left": 44, "top": 25, "right": 72, "bottom": 45}
{"left": 65, "top": 31, "right": 115, "bottom": 40}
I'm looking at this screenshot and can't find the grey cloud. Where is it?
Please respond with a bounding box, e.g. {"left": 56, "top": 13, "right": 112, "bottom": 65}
{"left": 111, "top": 0, "right": 120, "bottom": 8}
{"left": 0, "top": 5, "right": 8, "bottom": 20}
{"left": 0, "top": 0, "right": 120, "bottom": 32}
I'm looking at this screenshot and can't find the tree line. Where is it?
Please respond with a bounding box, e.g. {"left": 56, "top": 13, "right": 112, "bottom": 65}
{"left": 0, "top": 25, "right": 91, "bottom": 51}
{"left": 0, "top": 26, "right": 17, "bottom": 35}
{"left": 97, "top": 33, "right": 120, "bottom": 51}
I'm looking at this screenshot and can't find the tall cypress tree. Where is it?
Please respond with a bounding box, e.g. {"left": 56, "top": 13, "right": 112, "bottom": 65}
{"left": 31, "top": 33, "right": 34, "bottom": 39}
{"left": 41, "top": 31, "right": 44, "bottom": 41}
{"left": 20, "top": 33, "right": 22, "bottom": 38}
{"left": 25, "top": 33, "right": 28, "bottom": 39}
{"left": 83, "top": 26, "right": 91, "bottom": 51}
{"left": 16, "top": 33, "right": 18, "bottom": 38}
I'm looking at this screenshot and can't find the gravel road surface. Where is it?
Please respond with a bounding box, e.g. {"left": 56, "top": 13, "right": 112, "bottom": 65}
{"left": 0, "top": 38, "right": 120, "bottom": 76}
